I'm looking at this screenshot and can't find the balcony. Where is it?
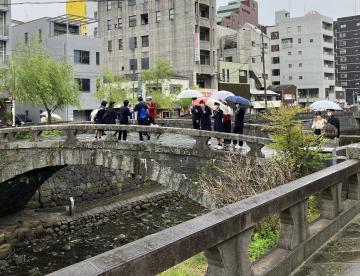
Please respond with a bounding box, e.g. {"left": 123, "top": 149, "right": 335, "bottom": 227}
{"left": 0, "top": 0, "right": 9, "bottom": 10}
{"left": 0, "top": 25, "right": 9, "bottom": 39}
{"left": 200, "top": 40, "right": 210, "bottom": 51}
{"left": 199, "top": 64, "right": 213, "bottom": 75}
{"left": 0, "top": 54, "right": 9, "bottom": 66}
{"left": 199, "top": 17, "right": 210, "bottom": 28}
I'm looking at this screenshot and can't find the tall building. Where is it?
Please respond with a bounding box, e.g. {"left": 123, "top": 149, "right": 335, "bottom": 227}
{"left": 217, "top": 0, "right": 258, "bottom": 30}
{"left": 217, "top": 23, "right": 270, "bottom": 90}
{"left": 268, "top": 11, "right": 335, "bottom": 105}
{"left": 66, "top": 0, "right": 98, "bottom": 37}
{"left": 334, "top": 15, "right": 360, "bottom": 105}
{"left": 12, "top": 15, "right": 103, "bottom": 122}
{"left": 98, "top": 0, "right": 218, "bottom": 90}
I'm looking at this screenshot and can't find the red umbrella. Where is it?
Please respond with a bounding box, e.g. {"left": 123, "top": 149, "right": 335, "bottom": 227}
{"left": 192, "top": 97, "right": 208, "bottom": 106}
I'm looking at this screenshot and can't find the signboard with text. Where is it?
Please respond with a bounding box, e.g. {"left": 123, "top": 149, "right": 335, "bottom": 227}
{"left": 194, "top": 32, "right": 200, "bottom": 62}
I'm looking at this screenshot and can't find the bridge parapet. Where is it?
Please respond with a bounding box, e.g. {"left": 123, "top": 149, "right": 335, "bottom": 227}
{"left": 48, "top": 144, "right": 360, "bottom": 276}
{"left": 0, "top": 124, "right": 271, "bottom": 158}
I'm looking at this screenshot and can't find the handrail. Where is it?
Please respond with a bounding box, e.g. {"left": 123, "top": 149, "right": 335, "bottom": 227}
{"left": 48, "top": 159, "right": 360, "bottom": 276}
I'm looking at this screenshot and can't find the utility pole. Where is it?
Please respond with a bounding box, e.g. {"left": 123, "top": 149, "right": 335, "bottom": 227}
{"left": 261, "top": 25, "right": 268, "bottom": 109}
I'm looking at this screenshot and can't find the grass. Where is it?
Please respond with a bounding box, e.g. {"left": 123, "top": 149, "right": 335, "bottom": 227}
{"left": 160, "top": 253, "right": 207, "bottom": 276}
{"left": 41, "top": 130, "right": 63, "bottom": 137}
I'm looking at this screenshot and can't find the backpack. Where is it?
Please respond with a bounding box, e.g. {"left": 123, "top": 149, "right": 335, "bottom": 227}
{"left": 139, "top": 106, "right": 148, "bottom": 120}
{"left": 101, "top": 108, "right": 112, "bottom": 124}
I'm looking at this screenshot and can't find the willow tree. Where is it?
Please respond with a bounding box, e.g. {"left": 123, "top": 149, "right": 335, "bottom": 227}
{"left": 0, "top": 43, "right": 80, "bottom": 123}
{"left": 141, "top": 59, "right": 176, "bottom": 93}
{"left": 96, "top": 70, "right": 129, "bottom": 105}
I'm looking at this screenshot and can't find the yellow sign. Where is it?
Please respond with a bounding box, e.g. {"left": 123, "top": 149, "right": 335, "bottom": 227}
{"left": 66, "top": 0, "right": 87, "bottom": 34}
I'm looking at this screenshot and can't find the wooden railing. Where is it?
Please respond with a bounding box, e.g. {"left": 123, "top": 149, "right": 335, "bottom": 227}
{"left": 47, "top": 157, "right": 360, "bottom": 276}
{"left": 0, "top": 124, "right": 271, "bottom": 158}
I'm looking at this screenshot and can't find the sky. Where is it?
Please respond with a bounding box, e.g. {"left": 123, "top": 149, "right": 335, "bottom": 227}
{"left": 12, "top": 0, "right": 360, "bottom": 25}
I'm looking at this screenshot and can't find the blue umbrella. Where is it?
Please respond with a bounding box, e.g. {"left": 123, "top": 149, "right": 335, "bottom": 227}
{"left": 225, "top": 96, "right": 252, "bottom": 106}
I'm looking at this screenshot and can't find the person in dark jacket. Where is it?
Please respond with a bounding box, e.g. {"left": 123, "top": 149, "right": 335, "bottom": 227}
{"left": 191, "top": 98, "right": 201, "bottom": 129}
{"left": 327, "top": 109, "right": 340, "bottom": 138}
{"left": 233, "top": 104, "right": 245, "bottom": 149}
{"left": 102, "top": 101, "right": 117, "bottom": 125}
{"left": 213, "top": 102, "right": 224, "bottom": 150}
{"left": 117, "top": 100, "right": 132, "bottom": 141}
{"left": 133, "top": 96, "right": 150, "bottom": 142}
{"left": 95, "top": 100, "right": 107, "bottom": 140}
{"left": 199, "top": 100, "right": 212, "bottom": 131}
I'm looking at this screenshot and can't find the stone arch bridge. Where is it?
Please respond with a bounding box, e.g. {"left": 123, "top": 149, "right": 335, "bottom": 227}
{"left": 0, "top": 124, "right": 270, "bottom": 215}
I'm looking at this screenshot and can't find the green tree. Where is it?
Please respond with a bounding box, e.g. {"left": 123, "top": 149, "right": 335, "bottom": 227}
{"left": 0, "top": 43, "right": 80, "bottom": 123}
{"left": 96, "top": 70, "right": 129, "bottom": 105}
{"left": 264, "top": 106, "right": 326, "bottom": 176}
{"left": 142, "top": 59, "right": 176, "bottom": 92}
{"left": 150, "top": 91, "right": 173, "bottom": 109}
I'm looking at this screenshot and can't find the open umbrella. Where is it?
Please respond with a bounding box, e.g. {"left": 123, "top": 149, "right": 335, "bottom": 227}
{"left": 225, "top": 96, "right": 252, "bottom": 106}
{"left": 209, "top": 90, "right": 235, "bottom": 101}
{"left": 177, "top": 89, "right": 203, "bottom": 99}
{"left": 207, "top": 98, "right": 233, "bottom": 115}
{"left": 192, "top": 97, "right": 209, "bottom": 106}
{"left": 309, "top": 100, "right": 342, "bottom": 112}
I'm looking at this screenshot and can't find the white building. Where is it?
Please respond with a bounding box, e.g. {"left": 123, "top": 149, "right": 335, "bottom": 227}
{"left": 268, "top": 11, "right": 335, "bottom": 105}
{"left": 217, "top": 23, "right": 271, "bottom": 90}
{"left": 12, "top": 15, "right": 103, "bottom": 122}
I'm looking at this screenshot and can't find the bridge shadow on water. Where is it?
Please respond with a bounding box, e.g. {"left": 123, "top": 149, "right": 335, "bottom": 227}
{"left": 0, "top": 166, "right": 66, "bottom": 217}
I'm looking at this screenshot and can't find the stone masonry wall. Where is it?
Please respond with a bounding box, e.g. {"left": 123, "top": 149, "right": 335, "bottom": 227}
{"left": 27, "top": 165, "right": 149, "bottom": 209}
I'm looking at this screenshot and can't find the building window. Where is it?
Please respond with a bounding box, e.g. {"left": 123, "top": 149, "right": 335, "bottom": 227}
{"left": 141, "top": 58, "right": 149, "bottom": 69}
{"left": 340, "top": 65, "right": 347, "bottom": 70}
{"left": 287, "top": 27, "right": 291, "bottom": 33}
{"left": 156, "top": 11, "right": 161, "bottom": 22}
{"left": 299, "top": 76, "right": 303, "bottom": 80}
{"left": 340, "top": 49, "right": 346, "bottom": 55}
{"left": 107, "top": 19, "right": 112, "bottom": 30}
{"left": 107, "top": 0, "right": 111, "bottom": 10}
{"left": 141, "top": 14, "right": 149, "bottom": 25}
{"left": 38, "top": 29, "right": 42, "bottom": 43}
{"left": 340, "top": 24, "right": 346, "bottom": 29}
{"left": 74, "top": 50, "right": 90, "bottom": 64}
{"left": 252, "top": 57, "right": 256, "bottom": 63}
{"left": 75, "top": 78, "right": 91, "bottom": 92}
{"left": 118, "top": 39, "right": 123, "bottom": 50}
{"left": 108, "top": 40, "right": 112, "bottom": 52}
{"left": 341, "top": 81, "right": 348, "bottom": 86}
{"left": 298, "top": 50, "right": 302, "bottom": 55}
{"left": 129, "top": 15, "right": 137, "bottom": 27}
{"left": 128, "top": 0, "right": 136, "bottom": 5}
{"left": 272, "top": 69, "right": 280, "bottom": 76}
{"left": 288, "top": 64, "right": 292, "bottom": 68}
{"left": 340, "top": 73, "right": 348, "bottom": 78}
{"left": 252, "top": 41, "right": 255, "bottom": 47}
{"left": 340, "top": 56, "right": 347, "bottom": 62}
{"left": 297, "top": 26, "right": 302, "bottom": 32}
{"left": 227, "top": 69, "right": 230, "bottom": 82}
{"left": 141, "top": 35, "right": 149, "bottom": 47}
{"left": 129, "top": 37, "right": 137, "bottom": 49}
{"left": 271, "top": 45, "right": 279, "bottom": 52}
{"left": 118, "top": 17, "right": 123, "bottom": 28}
{"left": 169, "top": 8, "right": 175, "bottom": 20}
{"left": 25, "top": 32, "right": 28, "bottom": 44}
{"left": 340, "top": 41, "right": 346, "bottom": 46}
{"left": 272, "top": 57, "right": 280, "bottom": 64}
{"left": 271, "top": 32, "right": 279, "bottom": 40}
{"left": 310, "top": 39, "right": 314, "bottom": 43}
{"left": 96, "top": 52, "right": 100, "bottom": 65}
{"left": 129, "top": 58, "right": 137, "bottom": 71}
{"left": 299, "top": 63, "right": 302, "bottom": 67}
{"left": 289, "top": 76, "right": 293, "bottom": 80}
{"left": 340, "top": 33, "right": 347, "bottom": 38}
{"left": 298, "top": 38, "right": 301, "bottom": 44}
{"left": 288, "top": 51, "right": 292, "bottom": 56}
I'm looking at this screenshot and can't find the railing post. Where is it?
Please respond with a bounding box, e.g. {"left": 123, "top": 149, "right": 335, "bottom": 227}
{"left": 347, "top": 173, "right": 360, "bottom": 200}
{"left": 278, "top": 200, "right": 309, "bottom": 250}
{"left": 204, "top": 227, "right": 254, "bottom": 276}
{"left": 30, "top": 130, "right": 42, "bottom": 142}
{"left": 194, "top": 136, "right": 210, "bottom": 151}
{"left": 246, "top": 142, "right": 265, "bottom": 158}
{"left": 64, "top": 129, "right": 78, "bottom": 145}
{"left": 5, "top": 132, "right": 16, "bottom": 142}
{"left": 320, "top": 183, "right": 343, "bottom": 220}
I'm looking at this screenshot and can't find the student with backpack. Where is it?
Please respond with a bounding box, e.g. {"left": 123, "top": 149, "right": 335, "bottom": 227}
{"left": 117, "top": 100, "right": 132, "bottom": 141}
{"left": 133, "top": 96, "right": 150, "bottom": 142}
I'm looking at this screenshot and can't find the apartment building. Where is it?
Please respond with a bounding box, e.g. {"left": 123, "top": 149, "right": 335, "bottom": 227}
{"left": 66, "top": 0, "right": 98, "bottom": 37}
{"left": 217, "top": 23, "right": 270, "bottom": 90}
{"left": 12, "top": 15, "right": 103, "bottom": 122}
{"left": 334, "top": 15, "right": 360, "bottom": 105}
{"left": 268, "top": 11, "right": 335, "bottom": 105}
{"left": 217, "top": 0, "right": 258, "bottom": 30}
{"left": 98, "top": 0, "right": 217, "bottom": 91}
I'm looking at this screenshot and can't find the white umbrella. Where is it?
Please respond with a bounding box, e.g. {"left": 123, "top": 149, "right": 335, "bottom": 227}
{"left": 309, "top": 100, "right": 342, "bottom": 112}
{"left": 177, "top": 89, "right": 203, "bottom": 99}
{"left": 209, "top": 90, "right": 235, "bottom": 101}
{"left": 207, "top": 98, "right": 233, "bottom": 115}
{"left": 40, "top": 111, "right": 62, "bottom": 121}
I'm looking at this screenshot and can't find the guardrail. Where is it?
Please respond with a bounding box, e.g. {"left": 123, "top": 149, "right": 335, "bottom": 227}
{"left": 0, "top": 124, "right": 271, "bottom": 157}
{"left": 47, "top": 155, "right": 360, "bottom": 276}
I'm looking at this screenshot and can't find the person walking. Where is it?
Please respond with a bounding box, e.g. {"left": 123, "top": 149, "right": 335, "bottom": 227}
{"left": 233, "top": 104, "right": 245, "bottom": 149}
{"left": 327, "top": 109, "right": 340, "bottom": 138}
{"left": 102, "top": 101, "right": 117, "bottom": 125}
{"left": 133, "top": 96, "right": 150, "bottom": 142}
{"left": 117, "top": 100, "right": 132, "bottom": 141}
{"left": 191, "top": 98, "right": 201, "bottom": 130}
{"left": 146, "top": 96, "right": 157, "bottom": 125}
{"left": 199, "top": 100, "right": 212, "bottom": 131}
{"left": 95, "top": 100, "right": 107, "bottom": 140}
{"left": 311, "top": 112, "right": 326, "bottom": 135}
{"left": 223, "top": 112, "right": 232, "bottom": 148}
{"left": 213, "top": 102, "right": 224, "bottom": 150}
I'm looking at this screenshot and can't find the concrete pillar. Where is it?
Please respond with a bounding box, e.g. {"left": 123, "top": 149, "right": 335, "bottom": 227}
{"left": 30, "top": 130, "right": 42, "bottom": 142}
{"left": 194, "top": 136, "right": 210, "bottom": 151}
{"left": 64, "top": 129, "right": 78, "bottom": 145}
{"left": 278, "top": 200, "right": 309, "bottom": 250}
{"left": 246, "top": 142, "right": 265, "bottom": 158}
{"left": 320, "top": 183, "right": 343, "bottom": 220}
{"left": 205, "top": 227, "right": 254, "bottom": 276}
{"left": 347, "top": 173, "right": 360, "bottom": 200}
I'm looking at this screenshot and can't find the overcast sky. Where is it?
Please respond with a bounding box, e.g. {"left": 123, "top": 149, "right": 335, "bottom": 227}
{"left": 12, "top": 0, "right": 360, "bottom": 25}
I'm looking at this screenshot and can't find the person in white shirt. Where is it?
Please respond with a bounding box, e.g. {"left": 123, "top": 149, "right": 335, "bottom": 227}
{"left": 311, "top": 112, "right": 326, "bottom": 135}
